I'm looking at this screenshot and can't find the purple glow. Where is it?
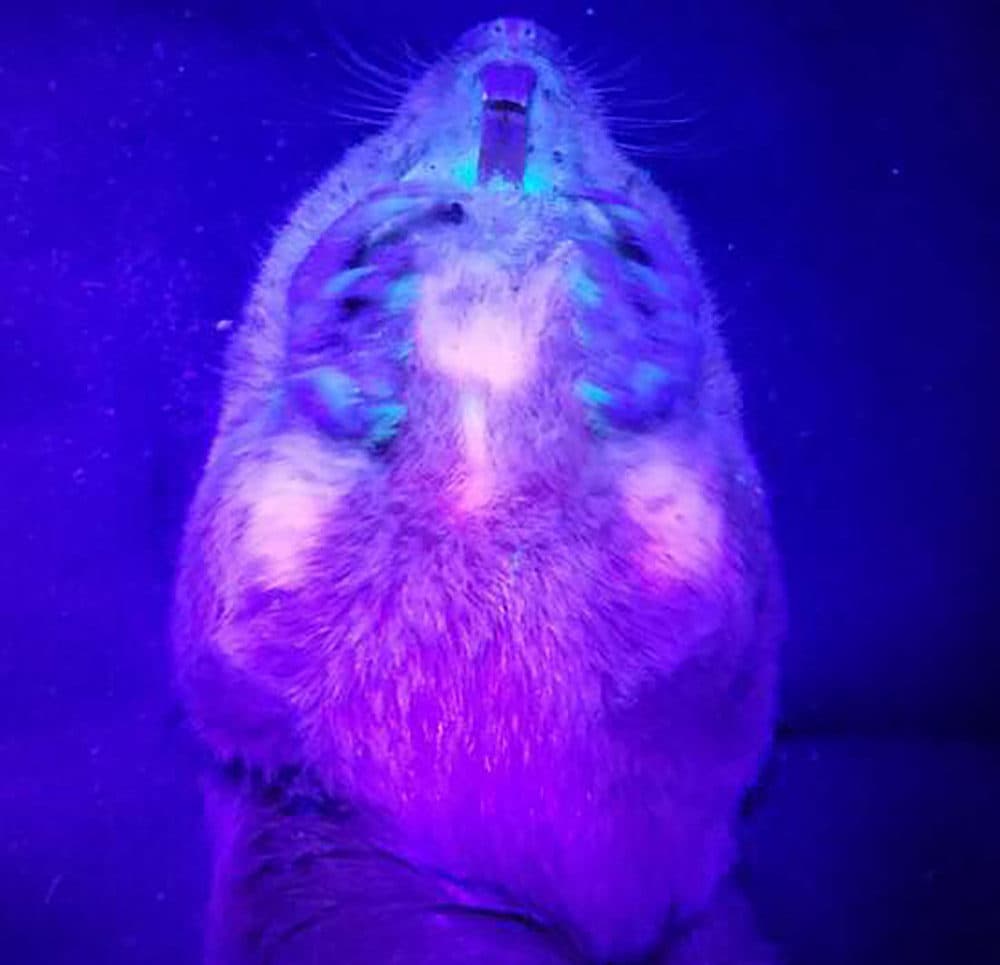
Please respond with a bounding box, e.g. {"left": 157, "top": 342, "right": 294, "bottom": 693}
{"left": 171, "top": 16, "right": 783, "bottom": 963}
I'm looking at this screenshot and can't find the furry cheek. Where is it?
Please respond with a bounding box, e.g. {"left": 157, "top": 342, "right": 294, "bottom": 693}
{"left": 621, "top": 450, "right": 724, "bottom": 584}
{"left": 238, "top": 433, "right": 367, "bottom": 590}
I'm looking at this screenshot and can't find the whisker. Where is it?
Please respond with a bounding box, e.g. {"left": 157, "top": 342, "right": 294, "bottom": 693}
{"left": 611, "top": 94, "right": 690, "bottom": 109}
{"left": 258, "top": 117, "right": 324, "bottom": 129}
{"left": 367, "top": 46, "right": 424, "bottom": 88}
{"left": 324, "top": 108, "right": 391, "bottom": 128}
{"left": 334, "top": 35, "right": 414, "bottom": 92}
{"left": 588, "top": 84, "right": 630, "bottom": 98}
{"left": 341, "top": 84, "right": 401, "bottom": 112}
{"left": 340, "top": 101, "right": 398, "bottom": 117}
{"left": 605, "top": 113, "right": 702, "bottom": 129}
{"left": 334, "top": 56, "right": 409, "bottom": 100}
{"left": 581, "top": 53, "right": 644, "bottom": 86}
{"left": 399, "top": 39, "right": 435, "bottom": 72}
{"left": 614, "top": 139, "right": 690, "bottom": 158}
{"left": 622, "top": 137, "right": 713, "bottom": 160}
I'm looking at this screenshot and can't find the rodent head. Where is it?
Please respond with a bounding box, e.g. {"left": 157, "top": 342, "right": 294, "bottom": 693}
{"left": 389, "top": 17, "right": 611, "bottom": 195}
{"left": 225, "top": 19, "right": 709, "bottom": 580}
{"left": 273, "top": 21, "right": 707, "bottom": 531}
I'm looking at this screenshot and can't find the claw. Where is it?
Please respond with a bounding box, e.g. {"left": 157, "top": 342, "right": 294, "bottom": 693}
{"left": 571, "top": 191, "right": 702, "bottom": 316}
{"left": 287, "top": 367, "right": 369, "bottom": 439}
{"left": 287, "top": 365, "right": 407, "bottom": 448}
{"left": 288, "top": 184, "right": 467, "bottom": 312}
{"left": 321, "top": 265, "right": 378, "bottom": 299}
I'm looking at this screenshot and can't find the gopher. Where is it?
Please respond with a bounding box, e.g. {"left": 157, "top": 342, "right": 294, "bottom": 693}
{"left": 173, "top": 18, "right": 784, "bottom": 964}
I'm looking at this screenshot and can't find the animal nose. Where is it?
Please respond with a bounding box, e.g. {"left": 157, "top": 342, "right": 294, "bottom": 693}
{"left": 488, "top": 17, "right": 539, "bottom": 52}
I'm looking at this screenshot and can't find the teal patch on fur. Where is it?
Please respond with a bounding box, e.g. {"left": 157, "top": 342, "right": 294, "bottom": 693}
{"left": 395, "top": 339, "right": 415, "bottom": 362}
{"left": 569, "top": 266, "right": 602, "bottom": 308}
{"left": 322, "top": 266, "right": 376, "bottom": 298}
{"left": 373, "top": 196, "right": 419, "bottom": 219}
{"left": 627, "top": 262, "right": 670, "bottom": 299}
{"left": 385, "top": 275, "right": 418, "bottom": 314}
{"left": 366, "top": 402, "right": 407, "bottom": 446}
{"left": 584, "top": 409, "right": 612, "bottom": 438}
{"left": 631, "top": 361, "right": 670, "bottom": 398}
{"left": 523, "top": 163, "right": 553, "bottom": 195}
{"left": 309, "top": 367, "right": 359, "bottom": 410}
{"left": 608, "top": 202, "right": 644, "bottom": 226}
{"left": 575, "top": 379, "right": 613, "bottom": 407}
{"left": 368, "top": 377, "right": 395, "bottom": 401}
{"left": 451, "top": 154, "right": 478, "bottom": 189}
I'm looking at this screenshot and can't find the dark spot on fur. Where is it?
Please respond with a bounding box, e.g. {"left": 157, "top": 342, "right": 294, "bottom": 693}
{"left": 340, "top": 294, "right": 371, "bottom": 318}
{"left": 617, "top": 234, "right": 654, "bottom": 266}
{"left": 438, "top": 201, "right": 466, "bottom": 224}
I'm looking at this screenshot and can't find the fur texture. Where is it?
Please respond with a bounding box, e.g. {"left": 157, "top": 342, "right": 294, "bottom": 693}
{"left": 173, "top": 19, "right": 784, "bottom": 964}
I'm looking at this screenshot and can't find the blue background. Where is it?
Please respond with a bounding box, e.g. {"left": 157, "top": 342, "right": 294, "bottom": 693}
{"left": 2, "top": 1, "right": 997, "bottom": 962}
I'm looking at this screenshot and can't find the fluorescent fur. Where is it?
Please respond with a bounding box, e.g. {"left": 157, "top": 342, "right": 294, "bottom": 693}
{"left": 241, "top": 433, "right": 366, "bottom": 589}
{"left": 456, "top": 392, "right": 494, "bottom": 512}
{"left": 173, "top": 18, "right": 783, "bottom": 964}
{"left": 415, "top": 254, "right": 543, "bottom": 392}
{"left": 621, "top": 443, "right": 725, "bottom": 583}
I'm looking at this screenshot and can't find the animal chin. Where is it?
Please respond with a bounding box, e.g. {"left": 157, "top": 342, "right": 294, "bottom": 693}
{"left": 477, "top": 61, "right": 537, "bottom": 187}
